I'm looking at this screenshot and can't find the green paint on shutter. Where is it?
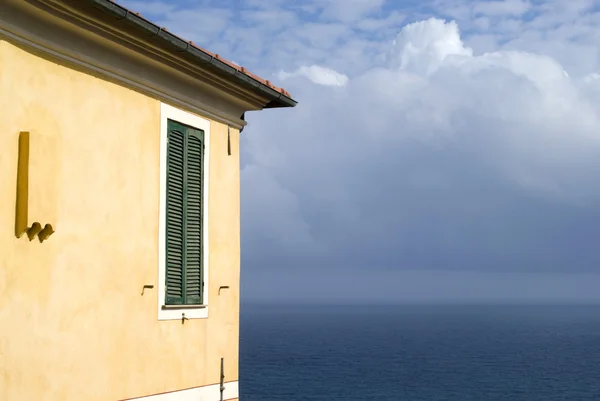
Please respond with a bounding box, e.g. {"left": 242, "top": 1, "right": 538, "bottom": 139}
{"left": 165, "top": 119, "right": 205, "bottom": 306}
{"left": 165, "top": 123, "right": 185, "bottom": 305}
{"left": 185, "top": 129, "right": 204, "bottom": 305}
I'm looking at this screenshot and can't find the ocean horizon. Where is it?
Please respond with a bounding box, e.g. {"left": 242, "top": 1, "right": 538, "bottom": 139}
{"left": 240, "top": 303, "right": 600, "bottom": 400}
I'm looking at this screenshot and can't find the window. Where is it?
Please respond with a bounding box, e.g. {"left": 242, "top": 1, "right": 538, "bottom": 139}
{"left": 158, "top": 103, "right": 210, "bottom": 320}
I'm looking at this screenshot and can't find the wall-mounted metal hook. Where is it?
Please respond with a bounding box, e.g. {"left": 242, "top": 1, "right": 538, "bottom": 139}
{"left": 218, "top": 286, "right": 230, "bottom": 295}
{"left": 181, "top": 312, "right": 189, "bottom": 325}
{"left": 141, "top": 284, "right": 154, "bottom": 296}
{"left": 38, "top": 224, "right": 55, "bottom": 242}
{"left": 26, "top": 222, "right": 42, "bottom": 241}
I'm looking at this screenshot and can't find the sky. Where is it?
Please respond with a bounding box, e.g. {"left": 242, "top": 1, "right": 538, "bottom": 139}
{"left": 122, "top": 0, "right": 600, "bottom": 304}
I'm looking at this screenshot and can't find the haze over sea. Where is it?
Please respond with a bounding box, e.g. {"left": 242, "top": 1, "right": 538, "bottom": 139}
{"left": 240, "top": 303, "right": 600, "bottom": 401}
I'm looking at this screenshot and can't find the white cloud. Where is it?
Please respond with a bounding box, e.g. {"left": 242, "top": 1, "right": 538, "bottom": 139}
{"left": 583, "top": 72, "right": 600, "bottom": 83}
{"left": 242, "top": 17, "right": 600, "bottom": 274}
{"left": 278, "top": 65, "right": 349, "bottom": 86}
{"left": 388, "top": 18, "right": 473, "bottom": 74}
{"left": 473, "top": 0, "right": 532, "bottom": 17}
{"left": 318, "top": 0, "right": 388, "bottom": 23}
{"left": 355, "top": 11, "right": 406, "bottom": 32}
{"left": 242, "top": 8, "right": 298, "bottom": 30}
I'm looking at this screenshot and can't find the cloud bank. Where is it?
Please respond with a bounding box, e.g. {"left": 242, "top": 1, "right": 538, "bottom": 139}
{"left": 242, "top": 18, "right": 600, "bottom": 280}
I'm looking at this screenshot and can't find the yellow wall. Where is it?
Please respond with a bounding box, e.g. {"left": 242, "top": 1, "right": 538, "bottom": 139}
{"left": 0, "top": 39, "right": 241, "bottom": 400}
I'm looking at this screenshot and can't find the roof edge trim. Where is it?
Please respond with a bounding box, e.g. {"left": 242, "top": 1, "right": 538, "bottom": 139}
{"left": 87, "top": 0, "right": 297, "bottom": 109}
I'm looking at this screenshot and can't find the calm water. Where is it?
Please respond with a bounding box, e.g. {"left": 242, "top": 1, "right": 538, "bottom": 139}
{"left": 240, "top": 304, "right": 600, "bottom": 400}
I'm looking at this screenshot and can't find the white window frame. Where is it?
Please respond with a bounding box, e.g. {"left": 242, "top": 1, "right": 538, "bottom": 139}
{"left": 157, "top": 102, "right": 210, "bottom": 320}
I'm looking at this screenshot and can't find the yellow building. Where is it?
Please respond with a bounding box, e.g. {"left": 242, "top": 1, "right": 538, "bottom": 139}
{"left": 0, "top": 0, "right": 296, "bottom": 399}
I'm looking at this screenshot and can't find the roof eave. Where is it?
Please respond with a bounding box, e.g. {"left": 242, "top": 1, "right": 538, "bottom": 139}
{"left": 84, "top": 0, "right": 297, "bottom": 109}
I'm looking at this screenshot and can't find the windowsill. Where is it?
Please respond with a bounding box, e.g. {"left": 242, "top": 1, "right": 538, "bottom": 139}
{"left": 162, "top": 304, "right": 207, "bottom": 310}
{"left": 158, "top": 304, "right": 209, "bottom": 320}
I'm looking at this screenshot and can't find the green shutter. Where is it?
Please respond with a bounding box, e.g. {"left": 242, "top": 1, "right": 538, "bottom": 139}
{"left": 185, "top": 130, "right": 204, "bottom": 305}
{"left": 165, "top": 124, "right": 185, "bottom": 305}
{"left": 165, "top": 119, "right": 204, "bottom": 306}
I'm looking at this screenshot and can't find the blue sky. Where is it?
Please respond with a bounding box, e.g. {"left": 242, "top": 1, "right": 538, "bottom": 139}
{"left": 123, "top": 0, "right": 600, "bottom": 303}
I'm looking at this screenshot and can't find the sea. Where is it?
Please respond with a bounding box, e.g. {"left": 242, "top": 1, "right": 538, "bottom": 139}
{"left": 239, "top": 304, "right": 600, "bottom": 400}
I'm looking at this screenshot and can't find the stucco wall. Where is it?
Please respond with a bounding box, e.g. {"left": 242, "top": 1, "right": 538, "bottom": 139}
{"left": 0, "top": 39, "right": 241, "bottom": 400}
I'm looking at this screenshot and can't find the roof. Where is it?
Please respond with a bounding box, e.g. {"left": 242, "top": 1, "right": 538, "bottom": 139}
{"left": 79, "top": 0, "right": 297, "bottom": 109}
